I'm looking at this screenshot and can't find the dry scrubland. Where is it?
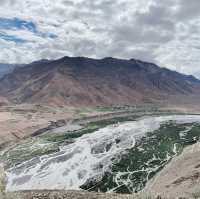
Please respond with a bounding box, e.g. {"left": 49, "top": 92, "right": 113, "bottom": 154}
{"left": 0, "top": 104, "right": 75, "bottom": 145}
{"left": 0, "top": 104, "right": 112, "bottom": 146}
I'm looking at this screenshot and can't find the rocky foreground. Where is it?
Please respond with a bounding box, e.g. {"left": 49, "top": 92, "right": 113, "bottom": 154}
{"left": 1, "top": 191, "right": 140, "bottom": 199}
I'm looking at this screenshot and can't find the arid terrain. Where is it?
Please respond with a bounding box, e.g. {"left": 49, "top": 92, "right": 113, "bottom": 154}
{"left": 0, "top": 57, "right": 200, "bottom": 107}
{"left": 0, "top": 104, "right": 76, "bottom": 146}
{"left": 2, "top": 0, "right": 200, "bottom": 197}
{"left": 1, "top": 57, "right": 200, "bottom": 199}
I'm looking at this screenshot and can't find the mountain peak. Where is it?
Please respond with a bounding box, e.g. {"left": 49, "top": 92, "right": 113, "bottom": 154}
{"left": 0, "top": 56, "right": 199, "bottom": 107}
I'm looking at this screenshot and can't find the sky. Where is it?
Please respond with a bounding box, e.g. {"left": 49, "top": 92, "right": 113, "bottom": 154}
{"left": 0, "top": 0, "right": 200, "bottom": 77}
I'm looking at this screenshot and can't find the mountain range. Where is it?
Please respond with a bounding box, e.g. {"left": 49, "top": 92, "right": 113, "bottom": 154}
{"left": 0, "top": 63, "right": 17, "bottom": 78}
{"left": 0, "top": 56, "right": 199, "bottom": 107}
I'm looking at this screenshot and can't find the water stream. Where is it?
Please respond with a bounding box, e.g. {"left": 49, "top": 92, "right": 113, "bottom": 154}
{"left": 5, "top": 115, "right": 200, "bottom": 192}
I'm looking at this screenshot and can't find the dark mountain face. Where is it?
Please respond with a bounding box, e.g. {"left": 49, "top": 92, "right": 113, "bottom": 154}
{"left": 0, "top": 56, "right": 199, "bottom": 107}
{"left": 0, "top": 63, "right": 17, "bottom": 78}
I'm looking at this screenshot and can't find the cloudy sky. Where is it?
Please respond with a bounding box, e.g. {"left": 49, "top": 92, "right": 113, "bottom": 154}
{"left": 0, "top": 0, "right": 200, "bottom": 77}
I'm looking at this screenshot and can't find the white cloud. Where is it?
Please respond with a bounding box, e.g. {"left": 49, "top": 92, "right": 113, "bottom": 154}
{"left": 0, "top": 0, "right": 200, "bottom": 78}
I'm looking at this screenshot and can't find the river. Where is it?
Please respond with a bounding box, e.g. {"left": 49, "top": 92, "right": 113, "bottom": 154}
{"left": 5, "top": 115, "right": 200, "bottom": 192}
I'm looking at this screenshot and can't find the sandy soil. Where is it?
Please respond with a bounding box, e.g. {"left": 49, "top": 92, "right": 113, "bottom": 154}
{"left": 0, "top": 104, "right": 118, "bottom": 146}
{"left": 160, "top": 95, "right": 200, "bottom": 114}
{"left": 0, "top": 104, "right": 78, "bottom": 145}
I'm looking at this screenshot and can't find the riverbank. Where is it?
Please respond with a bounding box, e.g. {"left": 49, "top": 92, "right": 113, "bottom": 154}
{"left": 1, "top": 102, "right": 200, "bottom": 148}
{"left": 0, "top": 103, "right": 183, "bottom": 151}
{"left": 145, "top": 141, "right": 200, "bottom": 198}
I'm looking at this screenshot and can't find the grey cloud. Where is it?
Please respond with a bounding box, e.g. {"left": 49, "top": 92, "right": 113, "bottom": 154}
{"left": 62, "top": 0, "right": 74, "bottom": 6}
{"left": 0, "top": 0, "right": 17, "bottom": 6}
{"left": 135, "top": 4, "right": 175, "bottom": 30}
{"left": 69, "top": 39, "right": 97, "bottom": 57}
{"left": 109, "top": 2, "right": 176, "bottom": 47}
{"left": 112, "top": 23, "right": 174, "bottom": 45}
{"left": 176, "top": 0, "right": 200, "bottom": 20}
{"left": 1, "top": 0, "right": 200, "bottom": 78}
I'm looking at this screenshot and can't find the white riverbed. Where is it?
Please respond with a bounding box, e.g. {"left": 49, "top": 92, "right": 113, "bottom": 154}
{"left": 6, "top": 115, "right": 200, "bottom": 191}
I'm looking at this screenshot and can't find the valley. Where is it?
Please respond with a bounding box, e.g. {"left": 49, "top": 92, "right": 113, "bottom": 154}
{"left": 1, "top": 109, "right": 200, "bottom": 198}
{"left": 0, "top": 57, "right": 200, "bottom": 198}
{"left": 1, "top": 0, "right": 200, "bottom": 197}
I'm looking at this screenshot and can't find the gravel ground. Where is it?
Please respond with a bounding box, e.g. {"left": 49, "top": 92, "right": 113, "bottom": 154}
{"left": 0, "top": 191, "right": 141, "bottom": 199}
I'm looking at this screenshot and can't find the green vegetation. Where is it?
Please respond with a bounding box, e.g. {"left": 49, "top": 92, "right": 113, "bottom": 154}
{"left": 2, "top": 117, "right": 128, "bottom": 168}
{"left": 43, "top": 115, "right": 138, "bottom": 144}
{"left": 192, "top": 191, "right": 200, "bottom": 199}
{"left": 81, "top": 122, "right": 200, "bottom": 194}
{"left": 2, "top": 108, "right": 194, "bottom": 170}
{"left": 1, "top": 139, "right": 60, "bottom": 168}
{"left": 0, "top": 166, "right": 5, "bottom": 194}
{"left": 95, "top": 106, "right": 120, "bottom": 112}
{"left": 95, "top": 105, "right": 161, "bottom": 113}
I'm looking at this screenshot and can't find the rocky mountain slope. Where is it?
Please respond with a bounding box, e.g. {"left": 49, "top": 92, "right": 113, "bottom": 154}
{"left": 0, "top": 57, "right": 200, "bottom": 107}
{"left": 0, "top": 63, "right": 19, "bottom": 78}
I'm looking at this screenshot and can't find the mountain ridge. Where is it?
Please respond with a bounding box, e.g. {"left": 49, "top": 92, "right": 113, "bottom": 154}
{"left": 0, "top": 56, "right": 200, "bottom": 107}
{"left": 0, "top": 63, "right": 18, "bottom": 78}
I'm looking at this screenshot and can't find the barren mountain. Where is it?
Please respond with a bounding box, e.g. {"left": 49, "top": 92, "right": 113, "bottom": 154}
{"left": 0, "top": 63, "right": 21, "bottom": 78}
{"left": 0, "top": 56, "right": 200, "bottom": 107}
